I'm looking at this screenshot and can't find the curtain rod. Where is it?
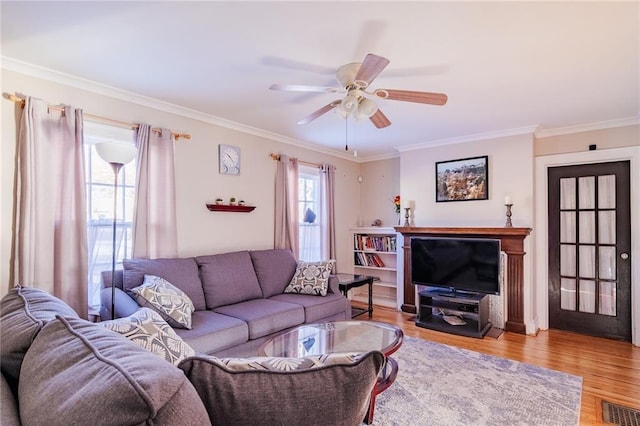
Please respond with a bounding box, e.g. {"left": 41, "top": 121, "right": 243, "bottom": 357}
{"left": 269, "top": 153, "right": 325, "bottom": 169}
{"left": 5, "top": 93, "right": 191, "bottom": 141}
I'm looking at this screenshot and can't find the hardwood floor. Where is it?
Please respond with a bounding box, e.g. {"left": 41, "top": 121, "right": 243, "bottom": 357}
{"left": 358, "top": 303, "right": 640, "bottom": 425}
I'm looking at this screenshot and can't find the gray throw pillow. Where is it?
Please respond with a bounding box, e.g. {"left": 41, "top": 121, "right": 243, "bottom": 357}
{"left": 100, "top": 308, "right": 196, "bottom": 366}
{"left": 123, "top": 257, "right": 207, "bottom": 311}
{"left": 0, "top": 285, "right": 78, "bottom": 394}
{"left": 130, "top": 274, "right": 195, "bottom": 329}
{"left": 179, "top": 350, "right": 384, "bottom": 426}
{"left": 19, "top": 316, "right": 210, "bottom": 426}
{"left": 284, "top": 260, "right": 336, "bottom": 296}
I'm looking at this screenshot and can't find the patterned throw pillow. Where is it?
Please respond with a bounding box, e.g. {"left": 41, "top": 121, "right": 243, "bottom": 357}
{"left": 201, "top": 352, "right": 366, "bottom": 372}
{"left": 130, "top": 275, "right": 195, "bottom": 329}
{"left": 100, "top": 308, "right": 195, "bottom": 366}
{"left": 284, "top": 260, "right": 335, "bottom": 296}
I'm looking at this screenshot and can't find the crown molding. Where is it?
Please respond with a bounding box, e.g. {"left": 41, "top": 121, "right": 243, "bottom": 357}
{"left": 1, "top": 56, "right": 359, "bottom": 163}
{"left": 356, "top": 151, "right": 400, "bottom": 163}
{"left": 395, "top": 125, "right": 539, "bottom": 153}
{"left": 534, "top": 116, "right": 640, "bottom": 138}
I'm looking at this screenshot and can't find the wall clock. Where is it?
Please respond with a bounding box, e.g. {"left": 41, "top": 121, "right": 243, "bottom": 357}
{"left": 219, "top": 144, "right": 241, "bottom": 175}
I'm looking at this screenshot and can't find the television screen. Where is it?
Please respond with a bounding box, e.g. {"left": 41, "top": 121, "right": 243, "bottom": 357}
{"left": 410, "top": 237, "right": 501, "bottom": 295}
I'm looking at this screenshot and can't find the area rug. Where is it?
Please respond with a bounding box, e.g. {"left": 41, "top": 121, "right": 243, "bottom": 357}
{"left": 373, "top": 337, "right": 582, "bottom": 425}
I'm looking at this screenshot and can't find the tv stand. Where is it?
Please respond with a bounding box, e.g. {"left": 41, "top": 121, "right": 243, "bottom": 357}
{"left": 416, "top": 289, "right": 491, "bottom": 338}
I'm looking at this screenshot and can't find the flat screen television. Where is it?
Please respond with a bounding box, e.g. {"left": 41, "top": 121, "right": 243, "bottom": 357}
{"left": 410, "top": 236, "right": 501, "bottom": 295}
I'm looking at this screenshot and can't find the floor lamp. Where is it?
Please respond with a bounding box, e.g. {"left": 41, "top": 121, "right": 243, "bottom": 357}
{"left": 95, "top": 142, "right": 137, "bottom": 320}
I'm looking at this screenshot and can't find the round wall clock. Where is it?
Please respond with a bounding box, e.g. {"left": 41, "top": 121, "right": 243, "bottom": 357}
{"left": 219, "top": 144, "right": 241, "bottom": 175}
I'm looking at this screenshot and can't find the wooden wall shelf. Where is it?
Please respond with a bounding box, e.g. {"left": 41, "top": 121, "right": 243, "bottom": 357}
{"left": 206, "top": 204, "right": 255, "bottom": 213}
{"left": 394, "top": 226, "right": 532, "bottom": 334}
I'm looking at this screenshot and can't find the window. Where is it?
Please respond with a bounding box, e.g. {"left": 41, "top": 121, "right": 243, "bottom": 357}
{"left": 298, "top": 165, "right": 323, "bottom": 262}
{"left": 84, "top": 122, "right": 136, "bottom": 314}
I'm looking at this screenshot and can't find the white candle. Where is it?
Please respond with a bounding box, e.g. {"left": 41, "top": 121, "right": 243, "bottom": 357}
{"left": 504, "top": 196, "right": 512, "bottom": 205}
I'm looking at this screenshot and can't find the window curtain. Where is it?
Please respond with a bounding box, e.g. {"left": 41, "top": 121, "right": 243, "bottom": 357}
{"left": 132, "top": 124, "right": 178, "bottom": 259}
{"left": 321, "top": 164, "right": 337, "bottom": 270}
{"left": 274, "top": 155, "right": 299, "bottom": 256}
{"left": 12, "top": 97, "right": 89, "bottom": 318}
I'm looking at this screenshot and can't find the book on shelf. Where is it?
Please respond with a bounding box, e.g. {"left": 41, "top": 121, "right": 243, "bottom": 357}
{"left": 353, "top": 234, "right": 397, "bottom": 253}
{"left": 354, "top": 252, "right": 386, "bottom": 268}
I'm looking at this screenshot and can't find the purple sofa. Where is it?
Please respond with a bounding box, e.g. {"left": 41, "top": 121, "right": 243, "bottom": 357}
{"left": 0, "top": 285, "right": 382, "bottom": 426}
{"left": 101, "top": 249, "right": 351, "bottom": 357}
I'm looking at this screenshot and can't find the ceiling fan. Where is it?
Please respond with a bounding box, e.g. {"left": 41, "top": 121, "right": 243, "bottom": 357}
{"left": 269, "top": 53, "right": 448, "bottom": 129}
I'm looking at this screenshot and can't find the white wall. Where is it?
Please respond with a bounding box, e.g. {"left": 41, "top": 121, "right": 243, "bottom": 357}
{"left": 1, "top": 69, "right": 361, "bottom": 291}
{"left": 399, "top": 133, "right": 534, "bottom": 228}
{"left": 358, "top": 158, "right": 400, "bottom": 228}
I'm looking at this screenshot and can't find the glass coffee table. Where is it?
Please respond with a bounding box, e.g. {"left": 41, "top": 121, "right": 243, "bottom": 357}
{"left": 259, "top": 321, "right": 403, "bottom": 424}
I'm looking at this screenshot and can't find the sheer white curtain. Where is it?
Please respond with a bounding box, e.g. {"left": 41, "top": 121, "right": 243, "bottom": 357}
{"left": 132, "top": 124, "right": 177, "bottom": 258}
{"left": 274, "top": 155, "right": 299, "bottom": 256}
{"left": 12, "top": 97, "right": 89, "bottom": 317}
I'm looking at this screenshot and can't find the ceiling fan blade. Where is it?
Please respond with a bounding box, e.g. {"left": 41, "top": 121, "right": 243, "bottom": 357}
{"left": 369, "top": 108, "right": 391, "bottom": 129}
{"left": 354, "top": 54, "right": 390, "bottom": 88}
{"left": 270, "top": 84, "right": 342, "bottom": 93}
{"left": 373, "top": 89, "right": 448, "bottom": 105}
{"left": 297, "top": 100, "right": 341, "bottom": 125}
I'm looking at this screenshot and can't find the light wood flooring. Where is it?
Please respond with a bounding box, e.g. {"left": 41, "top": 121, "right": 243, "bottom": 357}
{"left": 357, "top": 303, "right": 640, "bottom": 425}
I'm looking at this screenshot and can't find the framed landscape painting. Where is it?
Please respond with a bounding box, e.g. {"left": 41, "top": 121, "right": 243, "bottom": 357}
{"left": 435, "top": 155, "right": 489, "bottom": 202}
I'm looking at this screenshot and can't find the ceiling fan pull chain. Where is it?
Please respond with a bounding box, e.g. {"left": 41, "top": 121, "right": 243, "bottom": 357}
{"left": 345, "top": 116, "right": 349, "bottom": 151}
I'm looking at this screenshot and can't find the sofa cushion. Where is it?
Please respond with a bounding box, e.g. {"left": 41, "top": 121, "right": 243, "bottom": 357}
{"left": 175, "top": 310, "right": 249, "bottom": 355}
{"left": 213, "top": 299, "right": 304, "bottom": 340}
{"left": 249, "top": 249, "right": 298, "bottom": 298}
{"left": 0, "top": 373, "right": 19, "bottom": 426}
{"left": 100, "top": 308, "right": 196, "bottom": 366}
{"left": 130, "top": 274, "right": 195, "bottom": 329}
{"left": 19, "top": 316, "right": 211, "bottom": 426}
{"left": 179, "top": 351, "right": 385, "bottom": 426}
{"left": 123, "top": 257, "right": 206, "bottom": 311}
{"left": 196, "top": 251, "right": 263, "bottom": 309}
{"left": 284, "top": 260, "right": 336, "bottom": 296}
{"left": 0, "top": 285, "right": 78, "bottom": 394}
{"left": 270, "top": 292, "right": 351, "bottom": 323}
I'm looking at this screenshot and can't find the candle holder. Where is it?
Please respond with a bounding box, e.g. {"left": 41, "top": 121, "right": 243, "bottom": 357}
{"left": 404, "top": 207, "right": 411, "bottom": 227}
{"left": 504, "top": 204, "right": 513, "bottom": 228}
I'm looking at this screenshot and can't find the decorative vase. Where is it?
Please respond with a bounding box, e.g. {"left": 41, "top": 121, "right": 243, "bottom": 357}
{"left": 397, "top": 212, "right": 401, "bottom": 226}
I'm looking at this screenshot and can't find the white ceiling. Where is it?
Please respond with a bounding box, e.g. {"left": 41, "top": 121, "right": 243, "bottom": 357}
{"left": 2, "top": 1, "right": 638, "bottom": 160}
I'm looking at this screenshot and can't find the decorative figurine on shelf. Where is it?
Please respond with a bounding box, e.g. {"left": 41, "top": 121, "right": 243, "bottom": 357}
{"left": 303, "top": 207, "right": 316, "bottom": 224}
{"left": 393, "top": 195, "right": 401, "bottom": 225}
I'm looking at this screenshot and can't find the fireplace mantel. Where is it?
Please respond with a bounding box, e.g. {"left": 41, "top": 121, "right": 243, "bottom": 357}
{"left": 394, "top": 226, "right": 532, "bottom": 334}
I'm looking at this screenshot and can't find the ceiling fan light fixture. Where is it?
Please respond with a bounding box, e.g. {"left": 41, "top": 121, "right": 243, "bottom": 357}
{"left": 355, "top": 97, "right": 378, "bottom": 120}
{"left": 340, "top": 93, "right": 359, "bottom": 114}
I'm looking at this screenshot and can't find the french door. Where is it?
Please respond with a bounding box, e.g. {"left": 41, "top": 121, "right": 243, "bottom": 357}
{"left": 547, "top": 161, "right": 631, "bottom": 341}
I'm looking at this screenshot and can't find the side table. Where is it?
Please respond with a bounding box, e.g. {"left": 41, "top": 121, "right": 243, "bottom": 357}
{"left": 337, "top": 273, "right": 377, "bottom": 318}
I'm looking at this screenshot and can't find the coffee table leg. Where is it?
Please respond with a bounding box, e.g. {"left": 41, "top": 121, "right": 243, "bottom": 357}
{"left": 364, "top": 357, "right": 398, "bottom": 424}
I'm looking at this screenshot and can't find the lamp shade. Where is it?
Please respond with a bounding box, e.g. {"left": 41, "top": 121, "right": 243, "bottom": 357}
{"left": 95, "top": 142, "right": 137, "bottom": 165}
{"left": 340, "top": 94, "right": 359, "bottom": 115}
{"left": 354, "top": 98, "right": 378, "bottom": 120}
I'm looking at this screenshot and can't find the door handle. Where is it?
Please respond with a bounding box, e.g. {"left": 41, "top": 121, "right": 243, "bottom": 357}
{"left": 621, "top": 252, "right": 629, "bottom": 260}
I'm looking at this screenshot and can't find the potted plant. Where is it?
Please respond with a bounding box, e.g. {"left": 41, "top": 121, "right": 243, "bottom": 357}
{"left": 229, "top": 197, "right": 237, "bottom": 205}
{"left": 215, "top": 198, "right": 223, "bottom": 205}
{"left": 238, "top": 199, "right": 246, "bottom": 206}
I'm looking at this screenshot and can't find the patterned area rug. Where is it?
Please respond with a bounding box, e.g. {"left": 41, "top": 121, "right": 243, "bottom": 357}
{"left": 373, "top": 337, "right": 582, "bottom": 425}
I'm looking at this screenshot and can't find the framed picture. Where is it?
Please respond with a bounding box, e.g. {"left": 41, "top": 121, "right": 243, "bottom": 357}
{"left": 435, "top": 155, "right": 489, "bottom": 202}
